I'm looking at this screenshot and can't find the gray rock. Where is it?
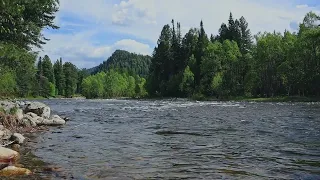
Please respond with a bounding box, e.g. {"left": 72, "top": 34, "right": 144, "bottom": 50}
{"left": 11, "top": 133, "right": 25, "bottom": 144}
{"left": 26, "top": 112, "right": 38, "bottom": 118}
{"left": 0, "top": 129, "right": 13, "bottom": 140}
{"left": 0, "top": 101, "right": 18, "bottom": 114}
{"left": 22, "top": 114, "right": 38, "bottom": 127}
{"left": 38, "top": 115, "right": 66, "bottom": 126}
{"left": 24, "top": 102, "right": 51, "bottom": 119}
{"left": 14, "top": 109, "right": 23, "bottom": 120}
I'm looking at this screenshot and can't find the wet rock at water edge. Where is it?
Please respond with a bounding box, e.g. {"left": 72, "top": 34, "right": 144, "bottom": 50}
{"left": 24, "top": 102, "right": 51, "bottom": 119}
{"left": 11, "top": 133, "right": 25, "bottom": 144}
{"left": 0, "top": 166, "right": 32, "bottom": 176}
{"left": 0, "top": 147, "right": 20, "bottom": 165}
{"left": 37, "top": 115, "right": 66, "bottom": 126}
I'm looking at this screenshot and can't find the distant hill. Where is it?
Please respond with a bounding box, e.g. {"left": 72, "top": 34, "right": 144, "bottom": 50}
{"left": 88, "top": 50, "right": 152, "bottom": 77}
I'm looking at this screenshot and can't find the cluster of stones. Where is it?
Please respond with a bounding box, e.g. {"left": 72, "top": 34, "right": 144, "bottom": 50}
{"left": 0, "top": 101, "right": 67, "bottom": 176}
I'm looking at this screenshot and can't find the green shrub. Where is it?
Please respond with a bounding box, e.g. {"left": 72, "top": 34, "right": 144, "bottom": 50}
{"left": 0, "top": 107, "right": 6, "bottom": 114}
{"left": 9, "top": 107, "right": 18, "bottom": 115}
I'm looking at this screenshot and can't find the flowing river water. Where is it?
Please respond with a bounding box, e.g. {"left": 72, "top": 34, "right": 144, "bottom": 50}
{"left": 30, "top": 99, "right": 320, "bottom": 180}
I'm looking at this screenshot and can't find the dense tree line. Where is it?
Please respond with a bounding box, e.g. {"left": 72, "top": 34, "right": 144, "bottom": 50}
{"left": 36, "top": 56, "right": 83, "bottom": 98}
{"left": 147, "top": 12, "right": 320, "bottom": 99}
{"left": 91, "top": 50, "right": 152, "bottom": 78}
{"left": 81, "top": 70, "right": 147, "bottom": 99}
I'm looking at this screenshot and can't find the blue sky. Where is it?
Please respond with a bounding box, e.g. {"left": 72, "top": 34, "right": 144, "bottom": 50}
{"left": 38, "top": 0, "right": 320, "bottom": 69}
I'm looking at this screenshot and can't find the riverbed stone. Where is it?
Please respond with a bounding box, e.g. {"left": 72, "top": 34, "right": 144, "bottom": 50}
{"left": 22, "top": 113, "right": 40, "bottom": 127}
{"left": 0, "top": 101, "right": 18, "bottom": 114}
{"left": 0, "top": 129, "right": 13, "bottom": 140}
{"left": 38, "top": 115, "right": 65, "bottom": 126}
{"left": 24, "top": 102, "right": 50, "bottom": 119}
{"left": 14, "top": 109, "right": 23, "bottom": 120}
{"left": 0, "top": 147, "right": 19, "bottom": 165}
{"left": 11, "top": 133, "right": 25, "bottom": 144}
{"left": 0, "top": 166, "right": 32, "bottom": 176}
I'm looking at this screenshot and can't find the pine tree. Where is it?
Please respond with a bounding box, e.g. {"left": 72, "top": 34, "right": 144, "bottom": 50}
{"left": 42, "top": 55, "right": 55, "bottom": 83}
{"left": 53, "top": 58, "right": 65, "bottom": 96}
{"left": 36, "top": 58, "right": 43, "bottom": 96}
{"left": 147, "top": 24, "right": 172, "bottom": 95}
{"left": 63, "top": 62, "right": 78, "bottom": 98}
{"left": 239, "top": 16, "right": 253, "bottom": 54}
{"left": 195, "top": 20, "right": 209, "bottom": 88}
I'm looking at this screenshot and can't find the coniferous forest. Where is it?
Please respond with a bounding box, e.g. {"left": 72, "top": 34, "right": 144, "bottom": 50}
{"left": 0, "top": 0, "right": 319, "bottom": 100}
{"left": 147, "top": 13, "right": 320, "bottom": 99}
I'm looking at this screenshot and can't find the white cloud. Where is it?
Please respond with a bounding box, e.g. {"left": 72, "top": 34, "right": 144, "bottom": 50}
{"left": 40, "top": 0, "right": 320, "bottom": 68}
{"left": 112, "top": 0, "right": 157, "bottom": 25}
{"left": 296, "top": 4, "right": 309, "bottom": 9}
{"left": 114, "top": 39, "right": 151, "bottom": 55}
{"left": 38, "top": 30, "right": 152, "bottom": 68}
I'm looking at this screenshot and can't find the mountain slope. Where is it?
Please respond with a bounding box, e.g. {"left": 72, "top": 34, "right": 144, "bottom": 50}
{"left": 91, "top": 50, "right": 152, "bottom": 77}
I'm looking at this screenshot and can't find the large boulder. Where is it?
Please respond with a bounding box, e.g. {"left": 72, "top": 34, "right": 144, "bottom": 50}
{"left": 38, "top": 115, "right": 66, "bottom": 126}
{"left": 0, "top": 166, "right": 32, "bottom": 176}
{"left": 24, "top": 102, "right": 50, "bottom": 119}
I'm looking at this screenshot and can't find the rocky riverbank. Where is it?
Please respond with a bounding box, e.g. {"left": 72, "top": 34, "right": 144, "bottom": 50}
{"left": 0, "top": 100, "right": 68, "bottom": 177}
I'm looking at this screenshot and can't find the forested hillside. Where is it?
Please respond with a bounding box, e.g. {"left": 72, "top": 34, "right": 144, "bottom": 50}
{"left": 147, "top": 12, "right": 320, "bottom": 99}
{"left": 92, "top": 50, "right": 152, "bottom": 78}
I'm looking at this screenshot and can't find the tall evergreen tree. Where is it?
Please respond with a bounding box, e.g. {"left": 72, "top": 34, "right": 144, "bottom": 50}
{"left": 42, "top": 55, "right": 55, "bottom": 83}
{"left": 147, "top": 24, "right": 172, "bottom": 95}
{"left": 195, "top": 20, "right": 209, "bottom": 88}
{"left": 63, "top": 62, "right": 78, "bottom": 98}
{"left": 239, "top": 16, "right": 253, "bottom": 54}
{"left": 53, "top": 58, "right": 65, "bottom": 96}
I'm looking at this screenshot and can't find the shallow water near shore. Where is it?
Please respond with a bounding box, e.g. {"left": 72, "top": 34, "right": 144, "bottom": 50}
{"left": 30, "top": 99, "right": 320, "bottom": 179}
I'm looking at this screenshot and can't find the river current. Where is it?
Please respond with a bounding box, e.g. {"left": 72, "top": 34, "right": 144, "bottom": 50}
{"left": 32, "top": 99, "right": 320, "bottom": 180}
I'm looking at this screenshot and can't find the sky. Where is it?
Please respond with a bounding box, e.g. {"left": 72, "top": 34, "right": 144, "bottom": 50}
{"left": 37, "top": 0, "right": 320, "bottom": 69}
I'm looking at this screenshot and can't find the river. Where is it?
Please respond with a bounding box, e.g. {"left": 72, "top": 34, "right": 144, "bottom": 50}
{"left": 31, "top": 99, "right": 320, "bottom": 180}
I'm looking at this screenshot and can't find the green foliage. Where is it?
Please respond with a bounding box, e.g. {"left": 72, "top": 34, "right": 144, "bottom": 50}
{"left": 0, "top": 107, "right": 5, "bottom": 114}
{"left": 147, "top": 11, "right": 320, "bottom": 99}
{"left": 63, "top": 62, "right": 78, "bottom": 98}
{"left": 82, "top": 70, "right": 147, "bottom": 99}
{"left": 49, "top": 82, "right": 56, "bottom": 97}
{"left": 9, "top": 107, "right": 18, "bottom": 115}
{"left": 42, "top": 55, "right": 55, "bottom": 83}
{"left": 0, "top": 69, "right": 16, "bottom": 97}
{"left": 0, "top": 0, "right": 59, "bottom": 50}
{"left": 0, "top": 0, "right": 59, "bottom": 98}
{"left": 53, "top": 58, "right": 65, "bottom": 96}
{"left": 180, "top": 66, "right": 194, "bottom": 97}
{"left": 0, "top": 43, "right": 36, "bottom": 97}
